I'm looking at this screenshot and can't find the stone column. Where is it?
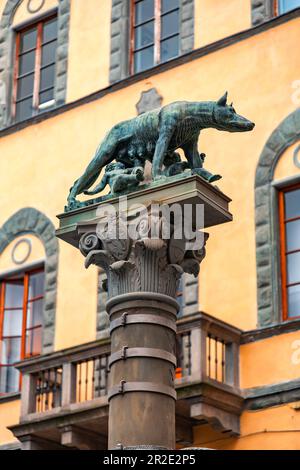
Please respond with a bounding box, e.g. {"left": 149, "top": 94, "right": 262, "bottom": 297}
{"left": 78, "top": 208, "right": 207, "bottom": 450}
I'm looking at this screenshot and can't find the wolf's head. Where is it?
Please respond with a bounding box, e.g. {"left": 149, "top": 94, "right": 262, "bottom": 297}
{"left": 212, "top": 92, "right": 255, "bottom": 132}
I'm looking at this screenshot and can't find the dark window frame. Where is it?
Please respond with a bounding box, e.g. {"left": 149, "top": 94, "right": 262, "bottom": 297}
{"left": 0, "top": 265, "right": 44, "bottom": 394}
{"left": 129, "top": 0, "right": 180, "bottom": 75}
{"left": 279, "top": 182, "right": 300, "bottom": 321}
{"left": 12, "top": 13, "right": 58, "bottom": 122}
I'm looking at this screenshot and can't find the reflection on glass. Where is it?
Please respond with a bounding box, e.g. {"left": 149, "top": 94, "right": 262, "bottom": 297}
{"left": 135, "top": 0, "right": 154, "bottom": 24}
{"left": 134, "top": 46, "right": 154, "bottom": 73}
{"left": 0, "top": 366, "right": 19, "bottom": 394}
{"left": 20, "top": 28, "right": 37, "bottom": 53}
{"left": 19, "top": 50, "right": 36, "bottom": 76}
{"left": 287, "top": 252, "right": 300, "bottom": 284}
{"left": 279, "top": 0, "right": 300, "bottom": 14}
{"left": 161, "top": 10, "right": 179, "bottom": 39}
{"left": 1, "top": 337, "right": 21, "bottom": 365}
{"left": 28, "top": 271, "right": 45, "bottom": 300}
{"left": 285, "top": 188, "right": 300, "bottom": 219}
{"left": 41, "top": 41, "right": 57, "bottom": 67}
{"left": 161, "top": 36, "right": 179, "bottom": 62}
{"left": 286, "top": 219, "right": 300, "bottom": 252}
{"left": 135, "top": 22, "right": 155, "bottom": 49}
{"left": 25, "top": 327, "right": 42, "bottom": 357}
{"left": 17, "top": 73, "right": 34, "bottom": 100}
{"left": 27, "top": 298, "right": 43, "bottom": 329}
{"left": 3, "top": 310, "right": 23, "bottom": 337}
{"left": 288, "top": 284, "right": 300, "bottom": 317}
{"left": 43, "top": 18, "right": 58, "bottom": 43}
{"left": 4, "top": 281, "right": 23, "bottom": 309}
{"left": 162, "top": 0, "right": 179, "bottom": 13}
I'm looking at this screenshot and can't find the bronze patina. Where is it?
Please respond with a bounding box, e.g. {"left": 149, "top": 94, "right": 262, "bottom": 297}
{"left": 66, "top": 92, "right": 254, "bottom": 210}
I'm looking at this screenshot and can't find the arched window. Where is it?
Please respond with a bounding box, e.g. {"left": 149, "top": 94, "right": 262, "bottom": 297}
{"left": 0, "top": 208, "right": 59, "bottom": 395}
{"left": 255, "top": 110, "right": 300, "bottom": 326}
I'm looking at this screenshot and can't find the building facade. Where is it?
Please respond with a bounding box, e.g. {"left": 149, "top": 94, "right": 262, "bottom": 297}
{"left": 0, "top": 0, "right": 300, "bottom": 450}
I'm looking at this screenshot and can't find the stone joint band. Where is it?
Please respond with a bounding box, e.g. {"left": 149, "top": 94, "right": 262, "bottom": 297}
{"left": 109, "top": 313, "right": 177, "bottom": 334}
{"left": 108, "top": 381, "right": 177, "bottom": 401}
{"left": 108, "top": 347, "right": 177, "bottom": 368}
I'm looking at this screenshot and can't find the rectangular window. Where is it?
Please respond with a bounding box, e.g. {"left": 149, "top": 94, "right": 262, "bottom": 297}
{"left": 13, "top": 15, "right": 58, "bottom": 122}
{"left": 0, "top": 268, "right": 44, "bottom": 394}
{"left": 277, "top": 0, "right": 300, "bottom": 14}
{"left": 131, "top": 0, "right": 180, "bottom": 74}
{"left": 279, "top": 184, "right": 300, "bottom": 320}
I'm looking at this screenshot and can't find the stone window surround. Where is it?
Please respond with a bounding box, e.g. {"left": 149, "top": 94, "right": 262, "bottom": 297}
{"left": 255, "top": 108, "right": 300, "bottom": 327}
{"left": 251, "top": 0, "right": 300, "bottom": 25}
{"left": 0, "top": 0, "right": 70, "bottom": 129}
{"left": 0, "top": 207, "right": 59, "bottom": 353}
{"left": 109, "top": 0, "right": 195, "bottom": 84}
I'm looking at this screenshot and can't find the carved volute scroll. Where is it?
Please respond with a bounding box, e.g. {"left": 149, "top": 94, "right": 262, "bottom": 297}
{"left": 79, "top": 207, "right": 209, "bottom": 300}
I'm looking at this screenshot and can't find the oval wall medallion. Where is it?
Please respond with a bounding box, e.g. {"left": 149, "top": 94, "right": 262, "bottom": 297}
{"left": 27, "top": 0, "right": 46, "bottom": 14}
{"left": 293, "top": 145, "right": 300, "bottom": 169}
{"left": 11, "top": 238, "right": 32, "bottom": 265}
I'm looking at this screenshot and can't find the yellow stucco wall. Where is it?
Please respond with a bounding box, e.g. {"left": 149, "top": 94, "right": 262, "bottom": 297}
{"left": 194, "top": 0, "right": 251, "bottom": 48}
{"left": 66, "top": 0, "right": 111, "bottom": 102}
{"left": 240, "top": 330, "right": 300, "bottom": 388}
{"left": 0, "top": 400, "right": 20, "bottom": 445}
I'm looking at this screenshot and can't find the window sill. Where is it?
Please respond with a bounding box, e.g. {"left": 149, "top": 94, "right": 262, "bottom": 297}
{"left": 0, "top": 391, "right": 21, "bottom": 403}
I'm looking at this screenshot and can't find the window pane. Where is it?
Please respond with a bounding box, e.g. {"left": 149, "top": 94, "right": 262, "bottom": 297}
{"left": 1, "top": 337, "right": 21, "bottom": 365}
{"left": 41, "top": 40, "right": 57, "bottom": 67}
{"left": 25, "top": 326, "right": 42, "bottom": 357}
{"left": 279, "top": 0, "right": 300, "bottom": 14}
{"left": 19, "top": 50, "right": 36, "bottom": 75}
{"left": 162, "top": 0, "right": 179, "bottom": 13}
{"left": 3, "top": 310, "right": 23, "bottom": 337}
{"left": 287, "top": 252, "right": 300, "bottom": 284}
{"left": 161, "top": 10, "right": 179, "bottom": 39}
{"left": 160, "top": 35, "right": 179, "bottom": 62}
{"left": 135, "top": 21, "right": 154, "bottom": 49}
{"left": 40, "top": 64, "right": 55, "bottom": 91}
{"left": 39, "top": 88, "right": 54, "bottom": 105}
{"left": 285, "top": 188, "right": 300, "bottom": 219}
{"left": 42, "top": 17, "right": 58, "bottom": 43}
{"left": 28, "top": 271, "right": 45, "bottom": 300}
{"left": 20, "top": 27, "right": 37, "bottom": 53}
{"left": 27, "top": 298, "right": 43, "bottom": 329}
{"left": 134, "top": 46, "right": 154, "bottom": 73}
{"left": 16, "top": 97, "right": 33, "bottom": 121}
{"left": 135, "top": 0, "right": 154, "bottom": 24}
{"left": 0, "top": 366, "right": 19, "bottom": 394}
{"left": 4, "top": 281, "right": 24, "bottom": 309}
{"left": 287, "top": 284, "right": 300, "bottom": 317}
{"left": 17, "top": 73, "right": 34, "bottom": 100}
{"left": 286, "top": 219, "right": 300, "bottom": 252}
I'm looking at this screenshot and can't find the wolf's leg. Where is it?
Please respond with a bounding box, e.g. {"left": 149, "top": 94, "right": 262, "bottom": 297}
{"left": 182, "top": 139, "right": 203, "bottom": 169}
{"left": 67, "top": 140, "right": 118, "bottom": 204}
{"left": 152, "top": 128, "right": 174, "bottom": 179}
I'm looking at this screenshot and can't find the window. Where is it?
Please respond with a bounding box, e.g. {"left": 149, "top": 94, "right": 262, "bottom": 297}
{"left": 276, "top": 0, "right": 300, "bottom": 14}
{"left": 130, "top": 0, "right": 180, "bottom": 74}
{"left": 0, "top": 268, "right": 44, "bottom": 394}
{"left": 279, "top": 184, "right": 300, "bottom": 320}
{"left": 13, "top": 16, "right": 58, "bottom": 122}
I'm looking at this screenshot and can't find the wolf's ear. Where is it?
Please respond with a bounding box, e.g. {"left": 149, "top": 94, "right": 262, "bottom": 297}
{"left": 217, "top": 91, "right": 228, "bottom": 107}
